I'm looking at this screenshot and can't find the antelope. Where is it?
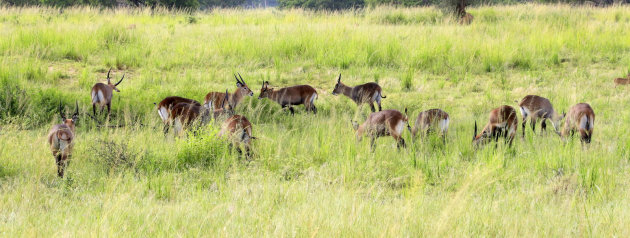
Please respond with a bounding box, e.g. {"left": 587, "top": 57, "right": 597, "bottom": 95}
{"left": 561, "top": 103, "right": 595, "bottom": 144}
{"left": 204, "top": 73, "right": 254, "bottom": 112}
{"left": 218, "top": 115, "right": 255, "bottom": 157}
{"left": 331, "top": 74, "right": 386, "bottom": 112}
{"left": 352, "top": 109, "right": 410, "bottom": 150}
{"left": 614, "top": 74, "right": 630, "bottom": 87}
{"left": 258, "top": 81, "right": 318, "bottom": 115}
{"left": 472, "top": 105, "right": 518, "bottom": 147}
{"left": 47, "top": 102, "right": 78, "bottom": 178}
{"left": 169, "top": 91, "right": 231, "bottom": 135}
{"left": 411, "top": 109, "right": 449, "bottom": 142}
{"left": 155, "top": 96, "right": 202, "bottom": 134}
{"left": 517, "top": 95, "right": 565, "bottom": 137}
{"left": 91, "top": 68, "right": 124, "bottom": 116}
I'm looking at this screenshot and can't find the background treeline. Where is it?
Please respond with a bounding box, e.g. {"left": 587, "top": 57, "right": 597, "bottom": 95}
{"left": 1, "top": 0, "right": 628, "bottom": 9}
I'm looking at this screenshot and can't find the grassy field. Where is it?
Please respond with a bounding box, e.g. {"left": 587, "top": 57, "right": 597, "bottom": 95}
{"left": 1, "top": 4, "right": 630, "bottom": 236}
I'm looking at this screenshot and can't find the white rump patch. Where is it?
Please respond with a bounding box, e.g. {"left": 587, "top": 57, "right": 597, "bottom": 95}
{"left": 439, "top": 118, "right": 450, "bottom": 134}
{"left": 579, "top": 115, "right": 591, "bottom": 130}
{"left": 158, "top": 107, "right": 169, "bottom": 122}
{"left": 520, "top": 107, "right": 530, "bottom": 119}
{"left": 395, "top": 121, "right": 405, "bottom": 135}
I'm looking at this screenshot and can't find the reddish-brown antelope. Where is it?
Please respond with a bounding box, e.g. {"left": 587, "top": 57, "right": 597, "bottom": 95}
{"left": 218, "top": 114, "right": 255, "bottom": 157}
{"left": 258, "top": 81, "right": 318, "bottom": 115}
{"left": 517, "top": 95, "right": 565, "bottom": 137}
{"left": 412, "top": 109, "right": 449, "bottom": 142}
{"left": 473, "top": 105, "right": 518, "bottom": 147}
{"left": 169, "top": 92, "right": 231, "bottom": 135}
{"left": 47, "top": 102, "right": 78, "bottom": 177}
{"left": 614, "top": 74, "right": 630, "bottom": 87}
{"left": 332, "top": 74, "right": 386, "bottom": 112}
{"left": 204, "top": 73, "right": 253, "bottom": 112}
{"left": 91, "top": 68, "right": 124, "bottom": 116}
{"left": 353, "top": 109, "right": 410, "bottom": 150}
{"left": 561, "top": 103, "right": 595, "bottom": 144}
{"left": 155, "top": 96, "right": 202, "bottom": 133}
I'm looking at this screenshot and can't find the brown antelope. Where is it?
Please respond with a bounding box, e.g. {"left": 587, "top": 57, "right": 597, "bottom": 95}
{"left": 456, "top": 0, "right": 473, "bottom": 25}
{"left": 411, "top": 109, "right": 449, "bottom": 142}
{"left": 91, "top": 68, "right": 124, "bottom": 116}
{"left": 204, "top": 73, "right": 253, "bottom": 112}
{"left": 614, "top": 74, "right": 630, "bottom": 87}
{"left": 155, "top": 96, "right": 202, "bottom": 133}
{"left": 517, "top": 95, "right": 565, "bottom": 137}
{"left": 218, "top": 115, "right": 255, "bottom": 157}
{"left": 352, "top": 109, "right": 410, "bottom": 150}
{"left": 258, "top": 81, "right": 318, "bottom": 115}
{"left": 561, "top": 103, "right": 595, "bottom": 144}
{"left": 169, "top": 91, "right": 231, "bottom": 135}
{"left": 332, "top": 74, "right": 386, "bottom": 112}
{"left": 47, "top": 102, "right": 78, "bottom": 178}
{"left": 473, "top": 105, "right": 518, "bottom": 147}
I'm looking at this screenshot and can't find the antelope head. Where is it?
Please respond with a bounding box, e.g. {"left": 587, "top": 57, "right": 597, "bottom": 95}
{"left": 106, "top": 68, "right": 124, "bottom": 92}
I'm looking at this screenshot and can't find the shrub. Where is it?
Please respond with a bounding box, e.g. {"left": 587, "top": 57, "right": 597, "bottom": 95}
{"left": 176, "top": 126, "right": 229, "bottom": 169}
{"left": 89, "top": 139, "right": 141, "bottom": 174}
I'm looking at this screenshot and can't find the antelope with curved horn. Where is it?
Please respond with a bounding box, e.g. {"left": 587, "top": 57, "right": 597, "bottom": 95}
{"left": 561, "top": 103, "right": 595, "bottom": 144}
{"left": 473, "top": 105, "right": 518, "bottom": 148}
{"left": 517, "top": 95, "right": 565, "bottom": 137}
{"left": 170, "top": 90, "right": 231, "bottom": 135}
{"left": 91, "top": 68, "right": 124, "bottom": 116}
{"left": 155, "top": 96, "right": 202, "bottom": 134}
{"left": 47, "top": 101, "right": 79, "bottom": 177}
{"left": 411, "top": 109, "right": 449, "bottom": 143}
{"left": 332, "top": 74, "right": 386, "bottom": 112}
{"left": 258, "top": 81, "right": 318, "bottom": 115}
{"left": 204, "top": 73, "right": 253, "bottom": 112}
{"left": 352, "top": 108, "right": 410, "bottom": 150}
{"left": 218, "top": 114, "right": 255, "bottom": 157}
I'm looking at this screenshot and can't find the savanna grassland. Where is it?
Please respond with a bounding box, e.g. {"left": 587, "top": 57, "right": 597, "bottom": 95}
{"left": 1, "top": 4, "right": 630, "bottom": 236}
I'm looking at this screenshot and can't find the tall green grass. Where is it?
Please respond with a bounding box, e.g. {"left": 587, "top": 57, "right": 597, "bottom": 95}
{"left": 1, "top": 4, "right": 630, "bottom": 236}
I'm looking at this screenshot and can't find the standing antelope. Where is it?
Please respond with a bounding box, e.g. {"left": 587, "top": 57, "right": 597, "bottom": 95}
{"left": 218, "top": 115, "right": 255, "bottom": 157}
{"left": 332, "top": 74, "right": 386, "bottom": 112}
{"left": 473, "top": 105, "right": 518, "bottom": 147}
{"left": 155, "top": 96, "right": 202, "bottom": 134}
{"left": 412, "top": 109, "right": 449, "bottom": 142}
{"left": 353, "top": 109, "right": 410, "bottom": 150}
{"left": 561, "top": 103, "right": 595, "bottom": 144}
{"left": 91, "top": 68, "right": 124, "bottom": 116}
{"left": 47, "top": 102, "right": 78, "bottom": 178}
{"left": 169, "top": 91, "right": 231, "bottom": 135}
{"left": 258, "top": 81, "right": 318, "bottom": 115}
{"left": 517, "top": 95, "right": 565, "bottom": 137}
{"left": 204, "top": 73, "right": 254, "bottom": 111}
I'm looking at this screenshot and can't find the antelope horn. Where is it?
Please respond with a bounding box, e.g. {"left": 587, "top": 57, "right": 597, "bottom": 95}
{"left": 74, "top": 100, "right": 79, "bottom": 116}
{"left": 238, "top": 73, "right": 245, "bottom": 85}
{"left": 107, "top": 68, "right": 112, "bottom": 79}
{"left": 221, "top": 89, "right": 229, "bottom": 109}
{"left": 338, "top": 74, "right": 341, "bottom": 83}
{"left": 115, "top": 73, "right": 125, "bottom": 86}
{"left": 473, "top": 121, "right": 478, "bottom": 141}
{"left": 234, "top": 74, "right": 241, "bottom": 84}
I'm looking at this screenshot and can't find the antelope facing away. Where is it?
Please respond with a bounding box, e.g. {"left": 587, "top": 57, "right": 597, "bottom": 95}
{"left": 412, "top": 109, "right": 449, "bottom": 143}
{"left": 204, "top": 73, "right": 253, "bottom": 112}
{"left": 473, "top": 105, "right": 518, "bottom": 148}
{"left": 517, "top": 95, "right": 565, "bottom": 137}
{"left": 561, "top": 103, "right": 595, "bottom": 144}
{"left": 169, "top": 91, "right": 231, "bottom": 135}
{"left": 258, "top": 81, "right": 318, "bottom": 115}
{"left": 614, "top": 74, "right": 630, "bottom": 87}
{"left": 47, "top": 102, "right": 78, "bottom": 177}
{"left": 91, "top": 68, "right": 124, "bottom": 116}
{"left": 353, "top": 109, "right": 410, "bottom": 150}
{"left": 218, "top": 114, "right": 255, "bottom": 157}
{"left": 332, "top": 74, "right": 385, "bottom": 112}
{"left": 155, "top": 96, "right": 202, "bottom": 134}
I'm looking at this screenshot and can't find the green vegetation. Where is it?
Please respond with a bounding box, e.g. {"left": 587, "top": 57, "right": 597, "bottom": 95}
{"left": 1, "top": 5, "right": 630, "bottom": 236}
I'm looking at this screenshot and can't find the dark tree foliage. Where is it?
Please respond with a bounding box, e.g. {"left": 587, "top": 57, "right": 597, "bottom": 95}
{"left": 278, "top": 0, "right": 364, "bottom": 10}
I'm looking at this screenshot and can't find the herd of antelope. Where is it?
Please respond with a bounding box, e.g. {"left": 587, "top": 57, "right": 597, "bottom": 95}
{"left": 48, "top": 69, "right": 622, "bottom": 177}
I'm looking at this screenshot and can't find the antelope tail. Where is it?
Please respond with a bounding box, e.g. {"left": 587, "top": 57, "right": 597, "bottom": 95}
{"left": 380, "top": 91, "right": 386, "bottom": 99}
{"left": 585, "top": 115, "right": 590, "bottom": 131}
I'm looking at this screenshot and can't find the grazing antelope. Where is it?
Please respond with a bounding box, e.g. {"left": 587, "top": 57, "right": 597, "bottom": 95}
{"left": 218, "top": 115, "right": 255, "bottom": 157}
{"left": 258, "top": 81, "right": 318, "bottom": 115}
{"left": 331, "top": 74, "right": 386, "bottom": 112}
{"left": 412, "top": 109, "right": 449, "bottom": 142}
{"left": 352, "top": 109, "right": 410, "bottom": 150}
{"left": 169, "top": 91, "right": 231, "bottom": 135}
{"left": 155, "top": 96, "right": 202, "bottom": 134}
{"left": 473, "top": 105, "right": 518, "bottom": 147}
{"left": 561, "top": 103, "right": 595, "bottom": 144}
{"left": 47, "top": 102, "right": 78, "bottom": 178}
{"left": 91, "top": 68, "right": 124, "bottom": 116}
{"left": 614, "top": 75, "right": 630, "bottom": 87}
{"left": 517, "top": 95, "right": 565, "bottom": 137}
{"left": 204, "top": 73, "right": 254, "bottom": 111}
